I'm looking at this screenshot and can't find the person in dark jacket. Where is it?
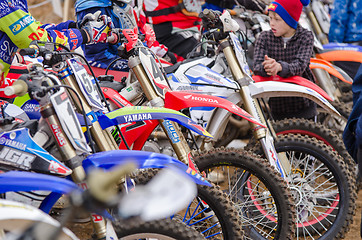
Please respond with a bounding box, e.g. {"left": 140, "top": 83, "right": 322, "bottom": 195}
{"left": 253, "top": 0, "right": 316, "bottom": 120}
{"left": 343, "top": 64, "right": 362, "bottom": 162}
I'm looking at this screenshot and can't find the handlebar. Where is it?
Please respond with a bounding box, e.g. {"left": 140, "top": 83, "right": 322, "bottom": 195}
{"left": 19, "top": 41, "right": 67, "bottom": 67}
{"left": 4, "top": 67, "right": 58, "bottom": 101}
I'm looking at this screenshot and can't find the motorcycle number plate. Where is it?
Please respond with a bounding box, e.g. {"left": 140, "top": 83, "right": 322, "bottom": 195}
{"left": 139, "top": 48, "right": 170, "bottom": 97}
{"left": 67, "top": 58, "right": 105, "bottom": 111}
{"left": 50, "top": 88, "right": 91, "bottom": 154}
{"left": 229, "top": 33, "right": 252, "bottom": 77}
{"left": 312, "top": 0, "right": 330, "bottom": 34}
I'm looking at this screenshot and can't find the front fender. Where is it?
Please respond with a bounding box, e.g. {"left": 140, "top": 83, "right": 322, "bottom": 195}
{"left": 310, "top": 58, "right": 352, "bottom": 84}
{"left": 164, "top": 91, "right": 266, "bottom": 128}
{"left": 82, "top": 150, "right": 211, "bottom": 186}
{"left": 253, "top": 75, "right": 332, "bottom": 100}
{"left": 0, "top": 171, "right": 78, "bottom": 213}
{"left": 98, "top": 106, "right": 213, "bottom": 138}
{"left": 248, "top": 81, "right": 340, "bottom": 116}
{"left": 0, "top": 171, "right": 77, "bottom": 194}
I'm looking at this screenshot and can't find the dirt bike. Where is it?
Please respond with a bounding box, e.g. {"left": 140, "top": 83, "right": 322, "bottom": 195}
{"left": 171, "top": 9, "right": 355, "bottom": 240}
{"left": 1, "top": 64, "right": 215, "bottom": 239}
{"left": 0, "top": 166, "right": 205, "bottom": 240}
{"left": 163, "top": 12, "right": 354, "bottom": 168}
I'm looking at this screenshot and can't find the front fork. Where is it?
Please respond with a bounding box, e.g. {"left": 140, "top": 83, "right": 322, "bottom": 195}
{"left": 41, "top": 103, "right": 110, "bottom": 239}
{"left": 220, "top": 39, "right": 290, "bottom": 178}
{"left": 58, "top": 64, "right": 119, "bottom": 152}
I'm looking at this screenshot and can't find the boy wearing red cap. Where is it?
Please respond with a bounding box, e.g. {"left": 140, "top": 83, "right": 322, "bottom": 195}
{"left": 253, "top": 0, "right": 317, "bottom": 120}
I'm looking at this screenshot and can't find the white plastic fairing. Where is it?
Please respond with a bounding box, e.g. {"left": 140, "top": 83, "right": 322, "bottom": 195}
{"left": 312, "top": 0, "right": 330, "bottom": 34}
{"left": 220, "top": 10, "right": 240, "bottom": 32}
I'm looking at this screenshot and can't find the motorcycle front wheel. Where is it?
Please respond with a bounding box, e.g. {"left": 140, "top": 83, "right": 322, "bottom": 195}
{"left": 132, "top": 169, "right": 244, "bottom": 240}
{"left": 193, "top": 147, "right": 295, "bottom": 240}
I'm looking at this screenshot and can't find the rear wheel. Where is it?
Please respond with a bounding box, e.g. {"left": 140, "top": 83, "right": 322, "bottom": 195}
{"left": 193, "top": 148, "right": 295, "bottom": 240}
{"left": 316, "top": 101, "right": 351, "bottom": 136}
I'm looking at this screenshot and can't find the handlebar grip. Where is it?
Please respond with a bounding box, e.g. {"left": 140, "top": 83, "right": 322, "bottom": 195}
{"left": 203, "top": 9, "right": 216, "bottom": 20}
{"left": 19, "top": 47, "right": 37, "bottom": 57}
{"left": 88, "top": 163, "right": 136, "bottom": 203}
{"left": 4, "top": 80, "right": 28, "bottom": 97}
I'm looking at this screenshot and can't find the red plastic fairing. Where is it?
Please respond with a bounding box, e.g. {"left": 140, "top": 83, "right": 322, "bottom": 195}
{"left": 164, "top": 91, "right": 266, "bottom": 128}
{"left": 316, "top": 50, "right": 362, "bottom": 63}
{"left": 102, "top": 87, "right": 133, "bottom": 108}
{"left": 252, "top": 75, "right": 332, "bottom": 101}
{"left": 101, "top": 86, "right": 158, "bottom": 150}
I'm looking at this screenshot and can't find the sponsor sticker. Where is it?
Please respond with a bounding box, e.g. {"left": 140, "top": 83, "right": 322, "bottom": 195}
{"left": 123, "top": 113, "right": 152, "bottom": 122}
{"left": 0, "top": 146, "right": 35, "bottom": 168}
{"left": 50, "top": 124, "right": 67, "bottom": 147}
{"left": 162, "top": 120, "right": 180, "bottom": 144}
{"left": 9, "top": 15, "right": 35, "bottom": 35}
{"left": 184, "top": 94, "right": 219, "bottom": 103}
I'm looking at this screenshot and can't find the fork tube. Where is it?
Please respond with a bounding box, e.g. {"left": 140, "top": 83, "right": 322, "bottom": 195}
{"left": 41, "top": 103, "right": 86, "bottom": 182}
{"left": 129, "top": 57, "right": 194, "bottom": 167}
{"left": 220, "top": 39, "right": 266, "bottom": 139}
{"left": 129, "top": 60, "right": 160, "bottom": 100}
{"left": 311, "top": 68, "right": 340, "bottom": 101}
{"left": 220, "top": 39, "right": 288, "bottom": 177}
{"left": 41, "top": 103, "right": 108, "bottom": 239}
{"left": 58, "top": 67, "right": 118, "bottom": 151}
